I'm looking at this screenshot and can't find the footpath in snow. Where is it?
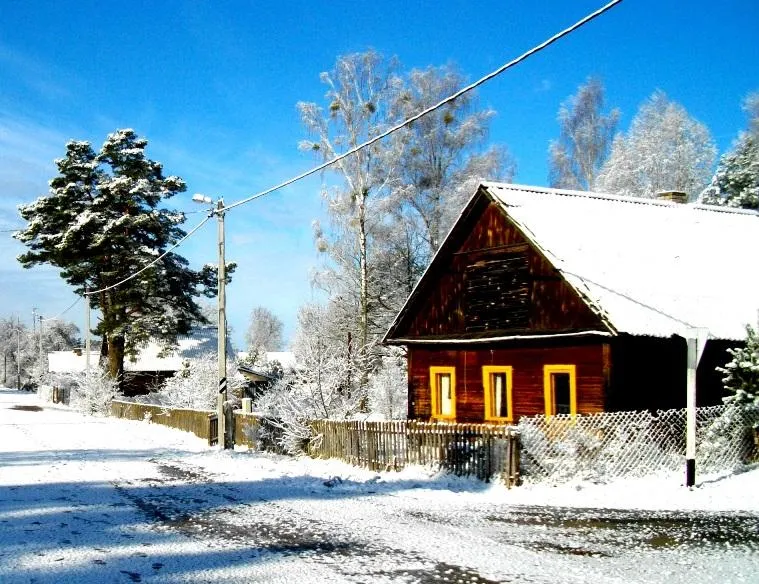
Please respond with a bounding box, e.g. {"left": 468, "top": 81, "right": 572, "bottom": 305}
{"left": 0, "top": 388, "right": 757, "bottom": 583}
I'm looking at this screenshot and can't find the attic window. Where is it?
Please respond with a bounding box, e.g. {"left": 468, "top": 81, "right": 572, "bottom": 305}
{"left": 464, "top": 253, "right": 529, "bottom": 332}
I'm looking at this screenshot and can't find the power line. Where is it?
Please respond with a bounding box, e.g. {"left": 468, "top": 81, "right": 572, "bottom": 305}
{"left": 83, "top": 214, "right": 213, "bottom": 296}
{"left": 39, "top": 296, "right": 82, "bottom": 322}
{"left": 13, "top": 0, "right": 623, "bottom": 301}
{"left": 222, "top": 0, "right": 623, "bottom": 213}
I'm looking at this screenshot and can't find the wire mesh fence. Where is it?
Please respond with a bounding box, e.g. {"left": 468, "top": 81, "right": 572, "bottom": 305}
{"left": 517, "top": 404, "right": 759, "bottom": 484}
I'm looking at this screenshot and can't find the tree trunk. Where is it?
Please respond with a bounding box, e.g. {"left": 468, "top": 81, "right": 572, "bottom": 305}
{"left": 358, "top": 192, "right": 369, "bottom": 389}
{"left": 107, "top": 333, "right": 125, "bottom": 389}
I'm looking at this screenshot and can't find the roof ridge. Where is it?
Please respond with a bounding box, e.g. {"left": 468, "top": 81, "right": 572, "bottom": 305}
{"left": 482, "top": 182, "right": 759, "bottom": 217}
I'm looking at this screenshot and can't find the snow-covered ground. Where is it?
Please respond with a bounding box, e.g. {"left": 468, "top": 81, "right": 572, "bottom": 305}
{"left": 1, "top": 388, "right": 757, "bottom": 583}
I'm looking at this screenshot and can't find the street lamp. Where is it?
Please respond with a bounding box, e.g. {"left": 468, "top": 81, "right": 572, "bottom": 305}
{"left": 193, "top": 194, "right": 229, "bottom": 449}
{"left": 15, "top": 325, "right": 21, "bottom": 390}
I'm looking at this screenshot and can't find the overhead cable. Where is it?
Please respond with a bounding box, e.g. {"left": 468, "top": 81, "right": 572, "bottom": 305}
{"left": 83, "top": 214, "right": 213, "bottom": 296}
{"left": 39, "top": 296, "right": 82, "bottom": 322}
{"left": 222, "top": 0, "right": 623, "bottom": 213}
{"left": 27, "top": 0, "right": 621, "bottom": 300}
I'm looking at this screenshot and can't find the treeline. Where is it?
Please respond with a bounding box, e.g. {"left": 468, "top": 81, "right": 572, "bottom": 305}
{"left": 0, "top": 316, "right": 79, "bottom": 389}
{"left": 548, "top": 77, "right": 758, "bottom": 209}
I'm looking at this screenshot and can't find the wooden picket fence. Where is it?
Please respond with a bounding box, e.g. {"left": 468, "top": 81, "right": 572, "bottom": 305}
{"left": 109, "top": 401, "right": 520, "bottom": 485}
{"left": 309, "top": 420, "right": 520, "bottom": 486}
{"left": 111, "top": 400, "right": 216, "bottom": 444}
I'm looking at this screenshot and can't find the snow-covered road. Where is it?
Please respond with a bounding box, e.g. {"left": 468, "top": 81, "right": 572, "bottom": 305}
{"left": 1, "top": 389, "right": 757, "bottom": 583}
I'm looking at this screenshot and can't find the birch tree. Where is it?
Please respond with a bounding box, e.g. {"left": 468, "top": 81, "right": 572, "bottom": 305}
{"left": 244, "top": 306, "right": 284, "bottom": 365}
{"left": 548, "top": 77, "right": 619, "bottom": 191}
{"left": 299, "top": 51, "right": 399, "bottom": 382}
{"left": 597, "top": 91, "right": 716, "bottom": 199}
{"left": 389, "top": 65, "right": 513, "bottom": 255}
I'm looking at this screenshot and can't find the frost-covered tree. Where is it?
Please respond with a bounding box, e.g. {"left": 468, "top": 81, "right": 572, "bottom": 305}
{"left": 597, "top": 91, "right": 716, "bottom": 199}
{"left": 41, "top": 320, "right": 80, "bottom": 351}
{"left": 14, "top": 130, "right": 223, "bottom": 386}
{"left": 389, "top": 65, "right": 513, "bottom": 254}
{"left": 300, "top": 53, "right": 512, "bottom": 393}
{"left": 0, "top": 318, "right": 34, "bottom": 388}
{"left": 244, "top": 306, "right": 284, "bottom": 365}
{"left": 142, "top": 353, "right": 246, "bottom": 410}
{"left": 718, "top": 325, "right": 759, "bottom": 409}
{"left": 68, "top": 368, "right": 118, "bottom": 416}
{"left": 700, "top": 91, "right": 759, "bottom": 210}
{"left": 299, "top": 51, "right": 399, "bottom": 380}
{"left": 366, "top": 349, "right": 408, "bottom": 419}
{"left": 548, "top": 77, "right": 619, "bottom": 191}
{"left": 28, "top": 319, "right": 82, "bottom": 380}
{"left": 254, "top": 303, "right": 362, "bottom": 453}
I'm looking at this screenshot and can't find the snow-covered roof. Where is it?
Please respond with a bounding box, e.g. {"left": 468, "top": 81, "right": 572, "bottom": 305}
{"left": 123, "top": 326, "right": 221, "bottom": 372}
{"left": 481, "top": 183, "right": 759, "bottom": 341}
{"left": 48, "top": 326, "right": 227, "bottom": 373}
{"left": 48, "top": 350, "right": 89, "bottom": 373}
{"left": 264, "top": 351, "right": 296, "bottom": 369}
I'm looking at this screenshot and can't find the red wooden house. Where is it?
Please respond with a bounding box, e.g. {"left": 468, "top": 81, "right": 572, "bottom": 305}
{"left": 383, "top": 183, "right": 759, "bottom": 423}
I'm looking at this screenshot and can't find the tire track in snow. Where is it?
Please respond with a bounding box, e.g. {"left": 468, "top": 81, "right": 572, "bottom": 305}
{"left": 114, "top": 458, "right": 509, "bottom": 583}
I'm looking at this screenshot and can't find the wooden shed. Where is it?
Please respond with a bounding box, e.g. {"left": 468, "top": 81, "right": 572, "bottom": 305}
{"left": 383, "top": 183, "right": 759, "bottom": 424}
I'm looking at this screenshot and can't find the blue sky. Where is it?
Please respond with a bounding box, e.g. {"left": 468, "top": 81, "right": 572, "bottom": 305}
{"left": 1, "top": 0, "right": 758, "bottom": 348}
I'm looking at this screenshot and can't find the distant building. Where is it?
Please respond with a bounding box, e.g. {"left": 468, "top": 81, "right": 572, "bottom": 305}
{"left": 48, "top": 326, "right": 230, "bottom": 395}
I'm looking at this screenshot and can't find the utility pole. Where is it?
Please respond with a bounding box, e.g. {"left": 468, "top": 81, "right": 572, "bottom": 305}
{"left": 38, "top": 314, "right": 44, "bottom": 380}
{"left": 193, "top": 193, "right": 229, "bottom": 449}
{"left": 216, "top": 198, "right": 229, "bottom": 449}
{"left": 85, "top": 289, "right": 91, "bottom": 373}
{"left": 16, "top": 316, "right": 21, "bottom": 390}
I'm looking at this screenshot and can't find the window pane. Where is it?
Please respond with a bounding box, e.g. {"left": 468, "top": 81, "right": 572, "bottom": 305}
{"left": 438, "top": 373, "right": 452, "bottom": 416}
{"left": 552, "top": 373, "right": 571, "bottom": 414}
{"left": 491, "top": 372, "right": 508, "bottom": 418}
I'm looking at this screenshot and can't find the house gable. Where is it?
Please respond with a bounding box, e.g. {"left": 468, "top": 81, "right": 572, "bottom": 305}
{"left": 385, "top": 187, "right": 609, "bottom": 342}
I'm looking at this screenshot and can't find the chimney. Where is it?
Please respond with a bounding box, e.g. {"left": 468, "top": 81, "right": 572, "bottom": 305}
{"left": 656, "top": 190, "right": 688, "bottom": 204}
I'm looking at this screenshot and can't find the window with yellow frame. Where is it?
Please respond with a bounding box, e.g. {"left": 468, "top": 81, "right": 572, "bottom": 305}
{"left": 482, "top": 366, "right": 513, "bottom": 422}
{"left": 429, "top": 366, "right": 456, "bottom": 420}
{"left": 543, "top": 364, "right": 577, "bottom": 416}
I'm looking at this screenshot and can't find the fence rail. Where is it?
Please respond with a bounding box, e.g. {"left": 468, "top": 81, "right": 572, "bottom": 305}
{"left": 309, "top": 420, "right": 520, "bottom": 486}
{"left": 517, "top": 404, "right": 759, "bottom": 484}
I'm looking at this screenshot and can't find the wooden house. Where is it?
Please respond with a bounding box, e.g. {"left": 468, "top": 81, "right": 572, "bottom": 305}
{"left": 383, "top": 183, "right": 759, "bottom": 423}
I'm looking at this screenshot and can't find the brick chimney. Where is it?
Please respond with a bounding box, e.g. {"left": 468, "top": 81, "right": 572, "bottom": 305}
{"left": 656, "top": 190, "right": 688, "bottom": 204}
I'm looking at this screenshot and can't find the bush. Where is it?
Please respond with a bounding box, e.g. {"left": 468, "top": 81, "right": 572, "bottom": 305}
{"left": 68, "top": 368, "right": 118, "bottom": 416}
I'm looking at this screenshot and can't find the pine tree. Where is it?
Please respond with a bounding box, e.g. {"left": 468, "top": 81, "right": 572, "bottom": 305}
{"left": 700, "top": 91, "right": 759, "bottom": 210}
{"left": 548, "top": 77, "right": 619, "bottom": 191}
{"left": 15, "top": 129, "right": 220, "bottom": 385}
{"left": 719, "top": 325, "right": 759, "bottom": 408}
